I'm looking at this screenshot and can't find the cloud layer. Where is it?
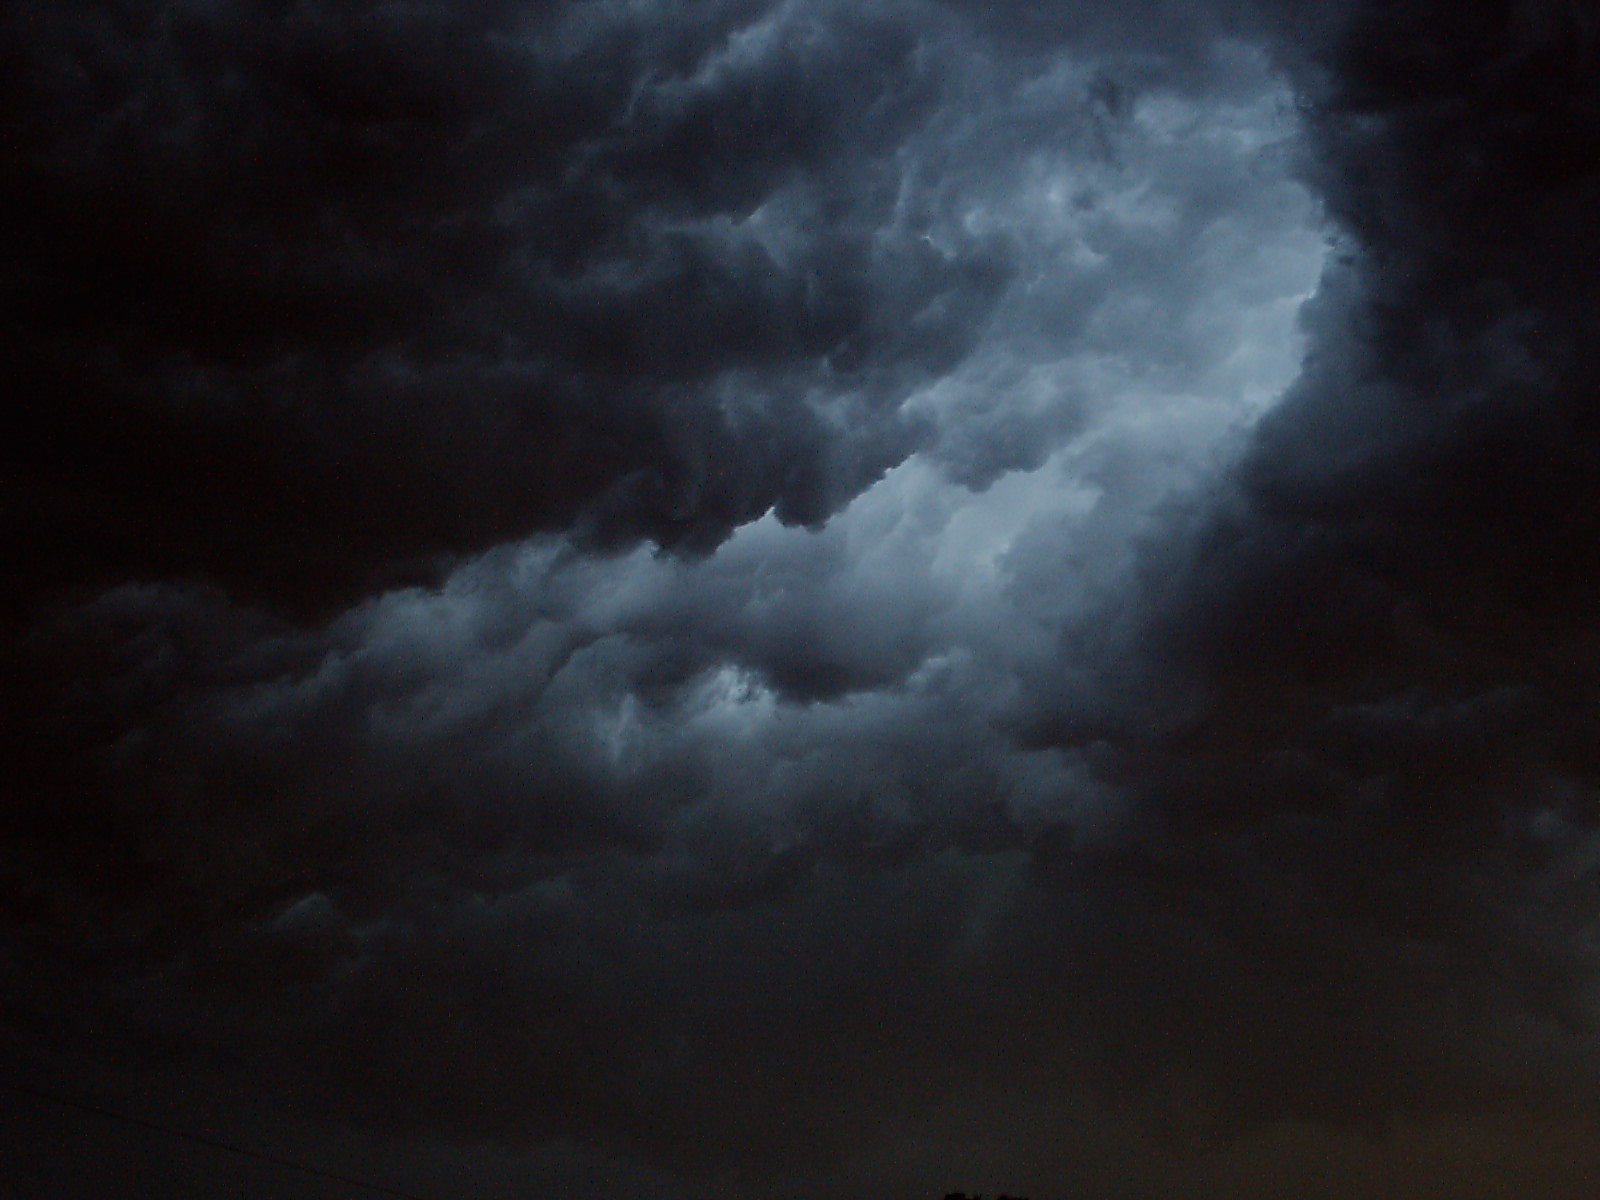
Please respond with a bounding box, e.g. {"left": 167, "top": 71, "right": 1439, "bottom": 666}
{"left": 6, "top": 2, "right": 1600, "bottom": 1198}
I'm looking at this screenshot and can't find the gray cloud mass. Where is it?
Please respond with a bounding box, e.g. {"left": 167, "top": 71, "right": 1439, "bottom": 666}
{"left": 5, "top": 2, "right": 1600, "bottom": 1198}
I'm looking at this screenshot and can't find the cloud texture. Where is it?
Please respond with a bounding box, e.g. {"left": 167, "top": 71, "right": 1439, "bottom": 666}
{"left": 5, "top": 2, "right": 1600, "bottom": 1198}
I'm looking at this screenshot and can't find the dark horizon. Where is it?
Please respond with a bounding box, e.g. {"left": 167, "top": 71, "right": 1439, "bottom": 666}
{"left": 5, "top": 1, "right": 1600, "bottom": 1197}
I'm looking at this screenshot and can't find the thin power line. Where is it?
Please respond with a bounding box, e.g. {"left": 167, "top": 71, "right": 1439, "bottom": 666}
{"left": 2, "top": 1078, "right": 445, "bottom": 1200}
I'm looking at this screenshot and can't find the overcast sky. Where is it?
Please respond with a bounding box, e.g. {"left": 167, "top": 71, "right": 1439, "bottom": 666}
{"left": 5, "top": 2, "right": 1600, "bottom": 1198}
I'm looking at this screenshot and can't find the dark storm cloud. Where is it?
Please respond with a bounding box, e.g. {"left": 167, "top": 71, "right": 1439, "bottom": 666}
{"left": 0, "top": 0, "right": 1329, "bottom": 620}
{"left": 1171, "top": 0, "right": 1600, "bottom": 917}
{"left": 2, "top": 2, "right": 1333, "bottom": 1190}
{"left": 12, "top": 1, "right": 1600, "bottom": 1198}
{"left": 0, "top": 561, "right": 1068, "bottom": 1182}
{"left": 0, "top": 0, "right": 990, "bottom": 614}
{"left": 993, "top": 0, "right": 1600, "bottom": 1143}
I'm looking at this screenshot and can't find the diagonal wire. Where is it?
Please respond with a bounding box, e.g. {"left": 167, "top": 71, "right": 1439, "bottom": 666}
{"left": 2, "top": 1078, "right": 446, "bottom": 1200}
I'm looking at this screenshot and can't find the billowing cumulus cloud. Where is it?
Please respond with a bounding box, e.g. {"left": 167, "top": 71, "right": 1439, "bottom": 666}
{"left": 5, "top": 2, "right": 1600, "bottom": 1199}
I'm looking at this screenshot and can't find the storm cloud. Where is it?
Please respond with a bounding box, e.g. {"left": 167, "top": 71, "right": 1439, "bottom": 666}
{"left": 5, "top": 2, "right": 1600, "bottom": 1198}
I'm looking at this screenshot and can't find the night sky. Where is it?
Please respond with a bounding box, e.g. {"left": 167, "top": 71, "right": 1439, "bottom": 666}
{"left": 5, "top": 2, "right": 1600, "bottom": 1197}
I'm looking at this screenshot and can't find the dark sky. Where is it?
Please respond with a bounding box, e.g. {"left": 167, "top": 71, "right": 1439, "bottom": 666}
{"left": 5, "top": 1, "right": 1600, "bottom": 1197}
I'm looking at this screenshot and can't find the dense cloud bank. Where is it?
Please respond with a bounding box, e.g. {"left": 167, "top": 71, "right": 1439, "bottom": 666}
{"left": 5, "top": 2, "right": 1600, "bottom": 1197}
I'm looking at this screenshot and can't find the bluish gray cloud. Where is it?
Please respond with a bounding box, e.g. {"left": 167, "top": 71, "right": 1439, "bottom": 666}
{"left": 8, "top": 3, "right": 1600, "bottom": 1199}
